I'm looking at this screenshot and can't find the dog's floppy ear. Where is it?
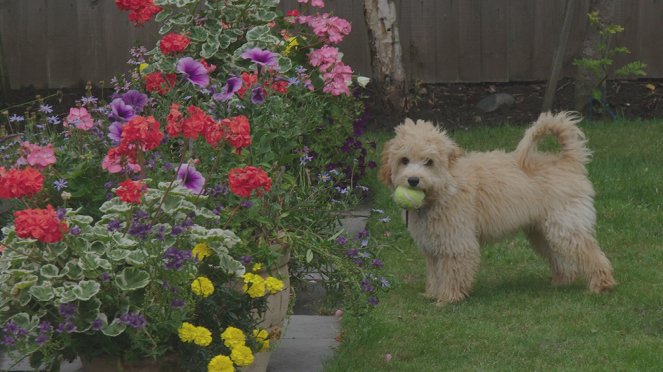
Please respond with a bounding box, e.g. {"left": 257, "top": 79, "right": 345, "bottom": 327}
{"left": 449, "top": 144, "right": 463, "bottom": 164}
{"left": 378, "top": 140, "right": 393, "bottom": 187}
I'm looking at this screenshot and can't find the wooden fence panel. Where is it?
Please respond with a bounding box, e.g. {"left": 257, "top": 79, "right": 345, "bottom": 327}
{"left": 1, "top": 0, "right": 663, "bottom": 89}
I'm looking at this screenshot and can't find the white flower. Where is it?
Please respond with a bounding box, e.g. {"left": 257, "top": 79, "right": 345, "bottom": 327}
{"left": 356, "top": 76, "right": 371, "bottom": 88}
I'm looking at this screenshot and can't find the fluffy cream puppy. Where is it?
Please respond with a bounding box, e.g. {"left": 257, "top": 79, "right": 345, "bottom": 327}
{"left": 379, "top": 112, "right": 615, "bottom": 305}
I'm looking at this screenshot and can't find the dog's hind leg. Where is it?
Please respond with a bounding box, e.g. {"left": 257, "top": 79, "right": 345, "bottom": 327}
{"left": 541, "top": 212, "right": 615, "bottom": 293}
{"left": 525, "top": 227, "right": 578, "bottom": 286}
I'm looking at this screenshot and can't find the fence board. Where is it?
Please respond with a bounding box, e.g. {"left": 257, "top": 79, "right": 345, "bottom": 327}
{"left": 434, "top": 0, "right": 460, "bottom": 82}
{"left": 480, "top": 0, "right": 509, "bottom": 81}
{"left": 457, "top": 0, "right": 482, "bottom": 82}
{"left": 2, "top": 0, "right": 663, "bottom": 89}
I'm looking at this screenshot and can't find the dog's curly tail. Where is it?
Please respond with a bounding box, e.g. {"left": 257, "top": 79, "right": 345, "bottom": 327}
{"left": 515, "top": 111, "right": 591, "bottom": 170}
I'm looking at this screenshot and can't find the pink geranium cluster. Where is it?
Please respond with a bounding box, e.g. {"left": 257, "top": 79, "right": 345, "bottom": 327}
{"left": 64, "top": 107, "right": 94, "bottom": 130}
{"left": 297, "top": 13, "right": 351, "bottom": 45}
{"left": 16, "top": 142, "right": 56, "bottom": 169}
{"left": 308, "top": 46, "right": 353, "bottom": 96}
{"left": 297, "top": 0, "right": 325, "bottom": 8}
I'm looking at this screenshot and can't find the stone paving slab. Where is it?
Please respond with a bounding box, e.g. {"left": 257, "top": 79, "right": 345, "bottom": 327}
{"left": 268, "top": 315, "right": 340, "bottom": 372}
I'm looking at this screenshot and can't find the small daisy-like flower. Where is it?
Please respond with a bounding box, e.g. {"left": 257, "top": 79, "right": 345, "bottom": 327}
{"left": 54, "top": 179, "right": 68, "bottom": 191}
{"left": 47, "top": 115, "right": 61, "bottom": 125}
{"left": 9, "top": 114, "right": 24, "bottom": 122}
{"left": 39, "top": 104, "right": 54, "bottom": 114}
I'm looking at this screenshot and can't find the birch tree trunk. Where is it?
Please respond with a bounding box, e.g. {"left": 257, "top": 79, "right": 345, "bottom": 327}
{"left": 575, "top": 0, "right": 616, "bottom": 113}
{"left": 363, "top": 0, "right": 407, "bottom": 115}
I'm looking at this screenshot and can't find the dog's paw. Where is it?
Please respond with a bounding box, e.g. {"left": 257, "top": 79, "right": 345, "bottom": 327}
{"left": 418, "top": 292, "right": 436, "bottom": 300}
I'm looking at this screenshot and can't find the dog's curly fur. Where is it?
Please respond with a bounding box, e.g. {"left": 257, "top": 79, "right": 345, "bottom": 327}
{"left": 379, "top": 112, "right": 615, "bottom": 305}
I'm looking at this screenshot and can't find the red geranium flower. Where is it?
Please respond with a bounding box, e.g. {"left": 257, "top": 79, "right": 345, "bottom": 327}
{"left": 182, "top": 106, "right": 214, "bottom": 139}
{"left": 145, "top": 71, "right": 177, "bottom": 95}
{"left": 116, "top": 0, "right": 161, "bottom": 26}
{"left": 228, "top": 166, "right": 271, "bottom": 198}
{"left": 238, "top": 72, "right": 258, "bottom": 98}
{"left": 222, "top": 115, "right": 251, "bottom": 151}
{"left": 0, "top": 167, "right": 43, "bottom": 199}
{"left": 160, "top": 33, "right": 190, "bottom": 55}
{"left": 13, "top": 205, "right": 68, "bottom": 243}
{"left": 166, "top": 103, "right": 184, "bottom": 137}
{"left": 121, "top": 115, "right": 164, "bottom": 151}
{"left": 204, "top": 121, "right": 225, "bottom": 147}
{"left": 270, "top": 80, "right": 289, "bottom": 94}
{"left": 115, "top": 179, "right": 146, "bottom": 204}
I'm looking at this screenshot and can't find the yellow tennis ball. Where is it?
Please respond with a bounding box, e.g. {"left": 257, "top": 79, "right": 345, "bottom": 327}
{"left": 393, "top": 186, "right": 425, "bottom": 209}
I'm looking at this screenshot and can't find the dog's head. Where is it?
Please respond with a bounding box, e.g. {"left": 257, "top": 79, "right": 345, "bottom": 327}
{"left": 378, "top": 118, "right": 462, "bottom": 199}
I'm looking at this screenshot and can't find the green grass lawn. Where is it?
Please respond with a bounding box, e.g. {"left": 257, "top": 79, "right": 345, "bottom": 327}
{"left": 325, "top": 119, "right": 663, "bottom": 371}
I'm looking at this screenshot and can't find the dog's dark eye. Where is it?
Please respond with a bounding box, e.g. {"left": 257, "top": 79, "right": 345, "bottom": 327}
{"left": 424, "top": 159, "right": 434, "bottom": 167}
{"left": 401, "top": 157, "right": 409, "bottom": 165}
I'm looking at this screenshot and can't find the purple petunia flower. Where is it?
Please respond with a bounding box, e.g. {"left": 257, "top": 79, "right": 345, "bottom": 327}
{"left": 56, "top": 321, "right": 77, "bottom": 334}
{"left": 108, "top": 120, "right": 124, "bottom": 143}
{"left": 91, "top": 318, "right": 104, "bottom": 331}
{"left": 251, "top": 86, "right": 265, "bottom": 104}
{"left": 360, "top": 279, "right": 375, "bottom": 293}
{"left": 59, "top": 303, "right": 77, "bottom": 319}
{"left": 171, "top": 225, "right": 184, "bottom": 236}
{"left": 171, "top": 299, "right": 185, "bottom": 309}
{"left": 101, "top": 272, "right": 111, "bottom": 282}
{"left": 241, "top": 255, "right": 253, "bottom": 266}
{"left": 109, "top": 98, "right": 135, "bottom": 122}
{"left": 336, "top": 235, "right": 348, "bottom": 245}
{"left": 35, "top": 333, "right": 50, "bottom": 345}
{"left": 107, "top": 219, "right": 122, "bottom": 232}
{"left": 241, "top": 47, "right": 279, "bottom": 68}
{"left": 128, "top": 222, "right": 152, "bottom": 240}
{"left": 1, "top": 335, "right": 16, "bottom": 346}
{"left": 119, "top": 313, "right": 147, "bottom": 329}
{"left": 177, "top": 164, "right": 205, "bottom": 194}
{"left": 121, "top": 90, "right": 148, "bottom": 113}
{"left": 213, "top": 76, "right": 243, "bottom": 101}
{"left": 176, "top": 57, "right": 209, "bottom": 88}
{"left": 163, "top": 246, "right": 192, "bottom": 270}
{"left": 70, "top": 226, "right": 81, "bottom": 236}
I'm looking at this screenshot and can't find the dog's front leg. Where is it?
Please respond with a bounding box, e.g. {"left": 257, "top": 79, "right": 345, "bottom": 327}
{"left": 430, "top": 241, "right": 480, "bottom": 305}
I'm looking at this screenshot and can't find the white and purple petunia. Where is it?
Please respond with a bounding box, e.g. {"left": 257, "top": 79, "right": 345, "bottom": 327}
{"left": 241, "top": 47, "right": 279, "bottom": 69}
{"left": 213, "top": 76, "right": 243, "bottom": 101}
{"left": 176, "top": 57, "right": 209, "bottom": 88}
{"left": 177, "top": 163, "right": 205, "bottom": 194}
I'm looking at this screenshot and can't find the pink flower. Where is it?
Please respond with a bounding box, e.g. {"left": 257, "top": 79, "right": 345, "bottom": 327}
{"left": 298, "top": 0, "right": 325, "bottom": 7}
{"left": 64, "top": 107, "right": 94, "bottom": 130}
{"left": 322, "top": 62, "right": 353, "bottom": 96}
{"left": 308, "top": 45, "right": 340, "bottom": 71}
{"left": 19, "top": 142, "right": 56, "bottom": 169}
{"left": 300, "top": 13, "right": 351, "bottom": 44}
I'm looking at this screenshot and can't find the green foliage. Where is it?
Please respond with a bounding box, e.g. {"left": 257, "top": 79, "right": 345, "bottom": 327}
{"left": 573, "top": 10, "right": 647, "bottom": 116}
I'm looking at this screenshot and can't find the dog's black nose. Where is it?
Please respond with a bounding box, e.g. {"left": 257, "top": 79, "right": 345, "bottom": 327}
{"left": 407, "top": 177, "right": 420, "bottom": 187}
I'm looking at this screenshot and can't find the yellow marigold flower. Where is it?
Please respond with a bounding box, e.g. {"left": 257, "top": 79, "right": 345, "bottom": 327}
{"left": 178, "top": 322, "right": 197, "bottom": 343}
{"left": 253, "top": 329, "right": 270, "bottom": 352}
{"left": 251, "top": 263, "right": 263, "bottom": 272}
{"left": 242, "top": 273, "right": 266, "bottom": 298}
{"left": 221, "top": 326, "right": 246, "bottom": 349}
{"left": 139, "top": 63, "right": 149, "bottom": 73}
{"left": 193, "top": 326, "right": 213, "bottom": 347}
{"left": 230, "top": 344, "right": 254, "bottom": 367}
{"left": 207, "top": 354, "right": 234, "bottom": 372}
{"left": 192, "top": 242, "right": 213, "bottom": 261}
{"left": 192, "top": 276, "right": 215, "bottom": 298}
{"left": 265, "top": 276, "right": 285, "bottom": 294}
